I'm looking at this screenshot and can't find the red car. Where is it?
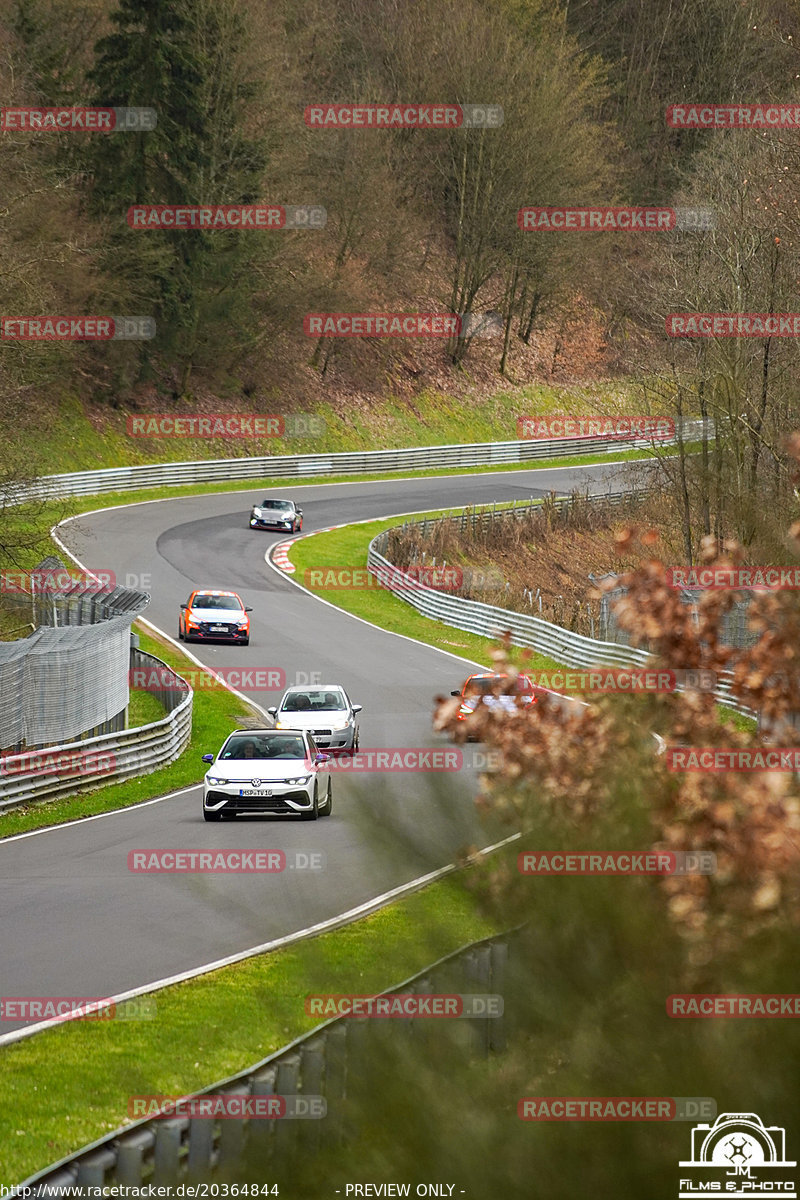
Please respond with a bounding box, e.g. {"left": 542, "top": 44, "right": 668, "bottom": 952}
{"left": 179, "top": 589, "right": 252, "bottom": 645}
{"left": 450, "top": 672, "right": 538, "bottom": 721}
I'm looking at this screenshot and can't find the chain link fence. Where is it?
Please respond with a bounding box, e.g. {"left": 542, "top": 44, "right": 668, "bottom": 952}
{"left": 596, "top": 577, "right": 758, "bottom": 649}
{"left": 0, "top": 558, "right": 149, "bottom": 753}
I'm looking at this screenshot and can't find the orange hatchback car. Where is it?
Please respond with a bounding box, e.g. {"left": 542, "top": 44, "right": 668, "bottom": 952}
{"left": 450, "top": 671, "right": 538, "bottom": 722}
{"left": 178, "top": 589, "right": 252, "bottom": 645}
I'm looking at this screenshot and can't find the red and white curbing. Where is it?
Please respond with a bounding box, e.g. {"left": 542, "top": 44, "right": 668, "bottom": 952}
{"left": 271, "top": 525, "right": 347, "bottom": 575}
{"left": 271, "top": 541, "right": 296, "bottom": 573}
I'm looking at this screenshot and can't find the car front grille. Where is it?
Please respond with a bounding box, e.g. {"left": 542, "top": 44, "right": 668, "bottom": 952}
{"left": 196, "top": 622, "right": 238, "bottom": 635}
{"left": 229, "top": 798, "right": 295, "bottom": 813}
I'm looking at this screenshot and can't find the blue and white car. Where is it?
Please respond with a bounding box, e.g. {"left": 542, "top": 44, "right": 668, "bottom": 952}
{"left": 249, "top": 498, "right": 303, "bottom": 532}
{"left": 202, "top": 729, "right": 331, "bottom": 821}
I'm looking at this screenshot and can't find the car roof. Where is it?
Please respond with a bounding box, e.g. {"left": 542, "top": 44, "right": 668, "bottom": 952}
{"left": 229, "top": 727, "right": 307, "bottom": 736}
{"left": 281, "top": 684, "right": 345, "bottom": 693}
{"left": 191, "top": 589, "right": 241, "bottom": 599}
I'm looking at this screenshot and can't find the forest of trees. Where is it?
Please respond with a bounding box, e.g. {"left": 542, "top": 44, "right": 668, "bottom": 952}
{"left": 3, "top": 0, "right": 800, "bottom": 553}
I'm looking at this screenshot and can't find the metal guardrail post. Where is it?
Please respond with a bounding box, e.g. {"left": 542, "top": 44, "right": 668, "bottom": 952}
{"left": 116, "top": 1128, "right": 155, "bottom": 1185}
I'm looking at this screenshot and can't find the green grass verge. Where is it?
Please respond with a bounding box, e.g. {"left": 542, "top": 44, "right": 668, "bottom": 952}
{"left": 287, "top": 513, "right": 563, "bottom": 674}
{"left": 287, "top": 510, "right": 759, "bottom": 731}
{"left": 23, "top": 381, "right": 653, "bottom": 473}
{"left": 126, "top": 687, "right": 166, "bottom": 728}
{"left": 1, "top": 873, "right": 500, "bottom": 1184}
{"left": 0, "top": 627, "right": 258, "bottom": 840}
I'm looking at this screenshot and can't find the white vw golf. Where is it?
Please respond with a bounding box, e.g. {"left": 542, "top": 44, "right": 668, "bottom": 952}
{"left": 202, "top": 729, "right": 332, "bottom": 821}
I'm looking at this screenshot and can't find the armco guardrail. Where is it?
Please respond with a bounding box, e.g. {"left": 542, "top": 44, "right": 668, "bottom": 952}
{"left": 11, "top": 419, "right": 710, "bottom": 502}
{"left": 368, "top": 500, "right": 755, "bottom": 720}
{"left": 0, "top": 650, "right": 192, "bottom": 812}
{"left": 22, "top": 930, "right": 513, "bottom": 1192}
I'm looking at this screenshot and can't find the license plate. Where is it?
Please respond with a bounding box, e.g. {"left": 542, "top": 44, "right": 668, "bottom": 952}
{"left": 210, "top": 625, "right": 226, "bottom": 632}
{"left": 240, "top": 789, "right": 273, "bottom": 797}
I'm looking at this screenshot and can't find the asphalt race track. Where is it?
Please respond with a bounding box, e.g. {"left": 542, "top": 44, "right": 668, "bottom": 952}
{"left": 0, "top": 459, "right": 652, "bottom": 1033}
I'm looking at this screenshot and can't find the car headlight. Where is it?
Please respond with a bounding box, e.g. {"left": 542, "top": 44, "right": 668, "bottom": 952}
{"left": 206, "top": 775, "right": 227, "bottom": 786}
{"left": 328, "top": 718, "right": 351, "bottom": 730}
{"left": 274, "top": 720, "right": 290, "bottom": 729}
{"left": 284, "top": 775, "right": 310, "bottom": 786}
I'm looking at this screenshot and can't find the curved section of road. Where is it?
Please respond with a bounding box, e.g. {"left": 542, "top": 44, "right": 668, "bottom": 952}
{"left": 0, "top": 459, "right": 652, "bottom": 1032}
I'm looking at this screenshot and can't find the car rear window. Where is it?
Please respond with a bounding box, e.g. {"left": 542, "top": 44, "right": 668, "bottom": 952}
{"left": 282, "top": 690, "right": 345, "bottom": 711}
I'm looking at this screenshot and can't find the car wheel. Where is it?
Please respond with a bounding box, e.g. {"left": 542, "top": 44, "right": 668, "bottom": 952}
{"left": 240, "top": 636, "right": 249, "bottom": 646}
{"left": 302, "top": 783, "right": 319, "bottom": 821}
{"left": 178, "top": 623, "right": 183, "bottom": 640}
{"left": 321, "top": 779, "right": 333, "bottom": 816}
{"left": 203, "top": 809, "right": 222, "bottom": 822}
{"left": 352, "top": 729, "right": 360, "bottom": 753}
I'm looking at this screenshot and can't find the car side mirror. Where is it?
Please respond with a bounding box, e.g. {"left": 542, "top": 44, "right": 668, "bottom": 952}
{"left": 180, "top": 603, "right": 188, "bottom": 610}
{"left": 245, "top": 607, "right": 253, "bottom": 613}
{"left": 315, "top": 753, "right": 330, "bottom": 764}
{"left": 352, "top": 704, "right": 362, "bottom": 714}
{"left": 297, "top": 508, "right": 303, "bottom": 514}
{"left": 450, "top": 689, "right": 461, "bottom": 697}
{"left": 202, "top": 753, "right": 214, "bottom": 764}
{"left": 267, "top": 707, "right": 277, "bottom": 717}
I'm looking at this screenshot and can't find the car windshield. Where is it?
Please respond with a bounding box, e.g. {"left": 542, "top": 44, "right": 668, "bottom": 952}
{"left": 281, "top": 690, "right": 346, "bottom": 712}
{"left": 259, "top": 500, "right": 293, "bottom": 511}
{"left": 220, "top": 735, "right": 307, "bottom": 760}
{"left": 192, "top": 595, "right": 242, "bottom": 610}
{"left": 465, "top": 677, "right": 502, "bottom": 696}
{"left": 464, "top": 675, "right": 533, "bottom": 696}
